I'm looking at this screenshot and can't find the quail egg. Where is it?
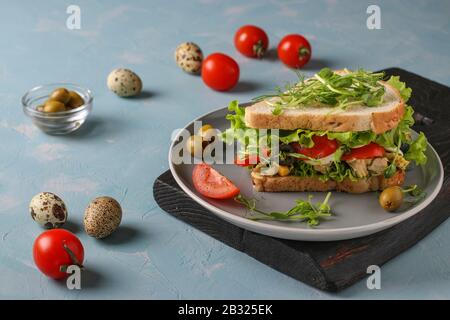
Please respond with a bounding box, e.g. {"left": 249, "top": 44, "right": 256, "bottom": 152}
{"left": 107, "top": 68, "right": 142, "bottom": 97}
{"left": 174, "top": 42, "right": 203, "bottom": 74}
{"left": 29, "top": 192, "right": 68, "bottom": 228}
{"left": 83, "top": 196, "right": 122, "bottom": 239}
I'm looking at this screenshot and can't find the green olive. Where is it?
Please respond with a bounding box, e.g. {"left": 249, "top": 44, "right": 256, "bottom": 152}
{"left": 186, "top": 135, "right": 204, "bottom": 157}
{"left": 49, "top": 88, "right": 70, "bottom": 104}
{"left": 379, "top": 186, "right": 404, "bottom": 212}
{"left": 198, "top": 124, "right": 215, "bottom": 142}
{"left": 66, "top": 91, "right": 85, "bottom": 109}
{"left": 43, "top": 100, "right": 66, "bottom": 113}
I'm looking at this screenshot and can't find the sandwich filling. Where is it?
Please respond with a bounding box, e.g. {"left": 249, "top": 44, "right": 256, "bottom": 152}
{"left": 222, "top": 71, "right": 428, "bottom": 182}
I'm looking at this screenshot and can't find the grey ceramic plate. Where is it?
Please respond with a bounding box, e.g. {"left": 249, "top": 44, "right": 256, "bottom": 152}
{"left": 169, "top": 105, "right": 444, "bottom": 241}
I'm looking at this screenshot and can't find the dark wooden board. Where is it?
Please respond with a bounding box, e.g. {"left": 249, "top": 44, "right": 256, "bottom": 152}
{"left": 153, "top": 68, "right": 450, "bottom": 292}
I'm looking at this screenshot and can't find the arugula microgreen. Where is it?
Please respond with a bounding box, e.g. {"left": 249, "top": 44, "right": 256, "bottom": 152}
{"left": 384, "top": 136, "right": 402, "bottom": 178}
{"left": 235, "top": 192, "right": 333, "bottom": 226}
{"left": 254, "top": 68, "right": 386, "bottom": 115}
{"left": 402, "top": 185, "right": 427, "bottom": 204}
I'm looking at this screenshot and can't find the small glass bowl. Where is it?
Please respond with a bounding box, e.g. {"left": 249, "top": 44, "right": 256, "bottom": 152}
{"left": 22, "top": 83, "right": 93, "bottom": 135}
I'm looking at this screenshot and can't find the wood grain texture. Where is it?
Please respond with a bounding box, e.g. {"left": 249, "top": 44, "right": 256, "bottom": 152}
{"left": 154, "top": 68, "right": 450, "bottom": 292}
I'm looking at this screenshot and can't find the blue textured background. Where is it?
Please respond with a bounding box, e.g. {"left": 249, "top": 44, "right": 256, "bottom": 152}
{"left": 0, "top": 0, "right": 449, "bottom": 299}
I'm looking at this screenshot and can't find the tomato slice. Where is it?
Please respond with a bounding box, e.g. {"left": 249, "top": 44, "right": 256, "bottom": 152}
{"left": 235, "top": 154, "right": 260, "bottom": 166}
{"left": 291, "top": 135, "right": 339, "bottom": 159}
{"left": 192, "top": 163, "right": 240, "bottom": 199}
{"left": 234, "top": 148, "right": 269, "bottom": 166}
{"left": 341, "top": 142, "right": 385, "bottom": 161}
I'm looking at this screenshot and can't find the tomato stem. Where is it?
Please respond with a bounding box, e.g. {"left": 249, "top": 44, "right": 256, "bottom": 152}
{"left": 253, "top": 40, "right": 266, "bottom": 58}
{"left": 299, "top": 47, "right": 310, "bottom": 58}
{"left": 63, "top": 244, "right": 84, "bottom": 270}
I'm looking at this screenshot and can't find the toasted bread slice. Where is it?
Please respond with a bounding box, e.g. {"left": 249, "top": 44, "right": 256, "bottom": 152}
{"left": 245, "top": 81, "right": 405, "bottom": 134}
{"left": 251, "top": 170, "right": 405, "bottom": 193}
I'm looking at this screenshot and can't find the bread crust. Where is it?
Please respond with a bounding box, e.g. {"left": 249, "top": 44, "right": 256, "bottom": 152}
{"left": 251, "top": 170, "right": 405, "bottom": 193}
{"left": 244, "top": 82, "right": 405, "bottom": 134}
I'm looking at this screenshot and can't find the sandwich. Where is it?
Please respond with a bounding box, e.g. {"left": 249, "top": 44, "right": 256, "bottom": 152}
{"left": 222, "top": 68, "right": 428, "bottom": 193}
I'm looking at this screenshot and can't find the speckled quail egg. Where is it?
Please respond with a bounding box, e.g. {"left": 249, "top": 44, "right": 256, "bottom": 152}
{"left": 83, "top": 196, "right": 122, "bottom": 239}
{"left": 29, "top": 192, "right": 68, "bottom": 228}
{"left": 174, "top": 42, "right": 203, "bottom": 74}
{"left": 107, "top": 68, "right": 142, "bottom": 97}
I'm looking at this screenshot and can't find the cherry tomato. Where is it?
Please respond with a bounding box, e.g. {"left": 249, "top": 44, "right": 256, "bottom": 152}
{"left": 292, "top": 135, "right": 338, "bottom": 159}
{"left": 277, "top": 34, "right": 311, "bottom": 68}
{"left": 341, "top": 142, "right": 385, "bottom": 161}
{"left": 234, "top": 25, "right": 269, "bottom": 58}
{"left": 33, "top": 229, "right": 84, "bottom": 280}
{"left": 201, "top": 53, "right": 240, "bottom": 91}
{"left": 192, "top": 163, "right": 240, "bottom": 199}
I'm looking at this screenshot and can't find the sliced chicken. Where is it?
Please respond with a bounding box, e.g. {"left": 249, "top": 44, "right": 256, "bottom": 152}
{"left": 368, "top": 157, "right": 388, "bottom": 175}
{"left": 347, "top": 159, "right": 368, "bottom": 178}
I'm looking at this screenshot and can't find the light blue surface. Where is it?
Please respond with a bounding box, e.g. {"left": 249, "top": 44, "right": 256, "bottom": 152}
{"left": 0, "top": 0, "right": 449, "bottom": 299}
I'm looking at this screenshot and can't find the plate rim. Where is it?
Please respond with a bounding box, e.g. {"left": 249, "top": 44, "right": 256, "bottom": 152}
{"left": 168, "top": 104, "right": 444, "bottom": 240}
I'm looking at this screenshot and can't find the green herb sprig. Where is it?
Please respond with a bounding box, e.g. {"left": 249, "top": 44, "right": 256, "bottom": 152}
{"left": 253, "top": 68, "right": 386, "bottom": 115}
{"left": 235, "top": 192, "right": 333, "bottom": 226}
{"left": 384, "top": 136, "right": 402, "bottom": 178}
{"left": 403, "top": 185, "right": 427, "bottom": 204}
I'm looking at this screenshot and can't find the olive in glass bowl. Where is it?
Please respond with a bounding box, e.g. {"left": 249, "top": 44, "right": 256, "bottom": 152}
{"left": 22, "top": 83, "right": 93, "bottom": 135}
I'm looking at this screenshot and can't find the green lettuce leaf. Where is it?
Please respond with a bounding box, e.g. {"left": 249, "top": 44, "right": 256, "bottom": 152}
{"left": 291, "top": 160, "right": 357, "bottom": 182}
{"left": 375, "top": 130, "right": 396, "bottom": 149}
{"left": 291, "top": 161, "right": 317, "bottom": 178}
{"left": 386, "top": 76, "right": 412, "bottom": 102}
{"left": 280, "top": 129, "right": 376, "bottom": 149}
{"left": 221, "top": 100, "right": 246, "bottom": 144}
{"left": 397, "top": 105, "right": 415, "bottom": 142}
{"left": 279, "top": 130, "right": 319, "bottom": 147}
{"left": 328, "top": 131, "right": 377, "bottom": 148}
{"left": 325, "top": 162, "right": 358, "bottom": 182}
{"left": 405, "top": 132, "right": 428, "bottom": 165}
{"left": 375, "top": 105, "right": 415, "bottom": 149}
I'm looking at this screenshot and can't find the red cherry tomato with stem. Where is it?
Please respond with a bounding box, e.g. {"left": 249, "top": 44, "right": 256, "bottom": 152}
{"left": 234, "top": 25, "right": 269, "bottom": 58}
{"left": 292, "top": 135, "right": 338, "bottom": 159}
{"left": 192, "top": 163, "right": 240, "bottom": 199}
{"left": 201, "top": 53, "right": 240, "bottom": 91}
{"left": 33, "top": 229, "right": 84, "bottom": 280}
{"left": 341, "top": 142, "right": 385, "bottom": 161}
{"left": 277, "top": 34, "right": 312, "bottom": 68}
